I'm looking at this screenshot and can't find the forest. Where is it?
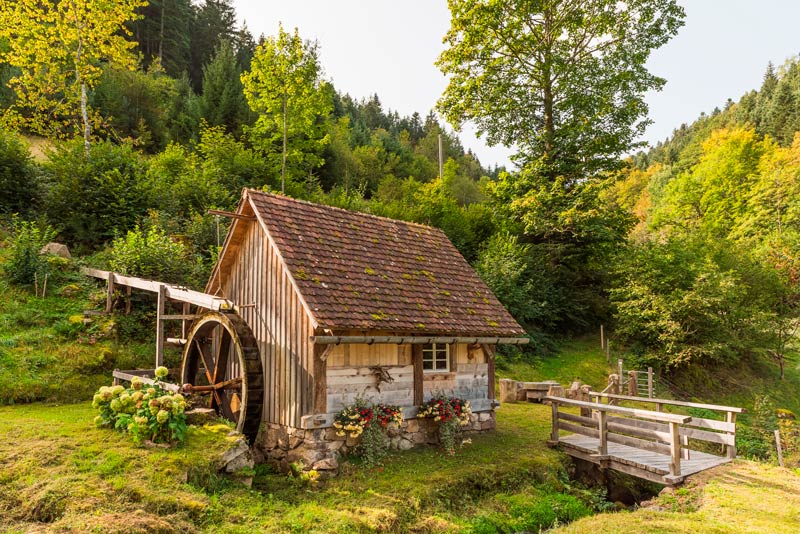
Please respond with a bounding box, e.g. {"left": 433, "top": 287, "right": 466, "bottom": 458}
{"left": 0, "top": 0, "right": 798, "bottom": 387}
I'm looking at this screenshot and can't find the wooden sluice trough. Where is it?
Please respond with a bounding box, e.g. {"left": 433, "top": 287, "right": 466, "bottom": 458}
{"left": 545, "top": 394, "right": 745, "bottom": 486}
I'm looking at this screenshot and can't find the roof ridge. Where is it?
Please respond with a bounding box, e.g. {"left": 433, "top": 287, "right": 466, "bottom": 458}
{"left": 244, "top": 188, "right": 444, "bottom": 234}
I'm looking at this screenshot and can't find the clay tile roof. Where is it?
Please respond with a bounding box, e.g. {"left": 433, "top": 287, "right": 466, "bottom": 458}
{"left": 246, "top": 189, "right": 525, "bottom": 336}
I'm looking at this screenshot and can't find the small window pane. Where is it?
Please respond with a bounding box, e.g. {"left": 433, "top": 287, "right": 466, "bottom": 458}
{"left": 422, "top": 343, "right": 449, "bottom": 373}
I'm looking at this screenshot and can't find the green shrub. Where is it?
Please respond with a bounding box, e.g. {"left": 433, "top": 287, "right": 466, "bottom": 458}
{"left": 92, "top": 369, "right": 187, "bottom": 445}
{"left": 108, "top": 224, "right": 198, "bottom": 286}
{"left": 3, "top": 216, "right": 57, "bottom": 286}
{"left": 43, "top": 139, "right": 147, "bottom": 247}
{"left": 0, "top": 128, "right": 41, "bottom": 214}
{"left": 418, "top": 395, "right": 472, "bottom": 455}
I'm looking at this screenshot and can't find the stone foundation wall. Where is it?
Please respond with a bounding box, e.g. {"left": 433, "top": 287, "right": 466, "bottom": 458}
{"left": 253, "top": 411, "right": 497, "bottom": 475}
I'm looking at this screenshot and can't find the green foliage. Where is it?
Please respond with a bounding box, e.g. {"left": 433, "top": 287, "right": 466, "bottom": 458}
{"left": 199, "top": 40, "right": 250, "bottom": 135}
{"left": 4, "top": 216, "right": 56, "bottom": 286}
{"left": 0, "top": 128, "right": 40, "bottom": 214}
{"left": 108, "top": 224, "right": 198, "bottom": 286}
{"left": 468, "top": 490, "right": 591, "bottom": 534}
{"left": 92, "top": 373, "right": 188, "bottom": 445}
{"left": 333, "top": 400, "right": 402, "bottom": 468}
{"left": 44, "top": 140, "right": 147, "bottom": 247}
{"left": 437, "top": 0, "right": 685, "bottom": 178}
{"left": 737, "top": 395, "right": 779, "bottom": 461}
{"left": 610, "top": 234, "right": 777, "bottom": 368}
{"left": 241, "top": 24, "right": 333, "bottom": 191}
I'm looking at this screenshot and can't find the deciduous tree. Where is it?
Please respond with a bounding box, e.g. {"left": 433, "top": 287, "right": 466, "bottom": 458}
{"left": 0, "top": 0, "right": 144, "bottom": 152}
{"left": 241, "top": 25, "right": 332, "bottom": 193}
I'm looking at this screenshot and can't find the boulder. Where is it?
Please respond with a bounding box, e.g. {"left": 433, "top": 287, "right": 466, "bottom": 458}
{"left": 41, "top": 242, "right": 71, "bottom": 258}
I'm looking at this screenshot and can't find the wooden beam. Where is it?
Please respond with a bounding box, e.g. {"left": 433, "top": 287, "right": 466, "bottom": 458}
{"left": 544, "top": 396, "right": 692, "bottom": 424}
{"left": 312, "top": 344, "right": 330, "bottom": 414}
{"left": 482, "top": 343, "right": 496, "bottom": 400}
{"left": 589, "top": 391, "right": 746, "bottom": 414}
{"left": 669, "top": 421, "right": 682, "bottom": 476}
{"left": 156, "top": 284, "right": 166, "bottom": 368}
{"left": 105, "top": 270, "right": 115, "bottom": 313}
{"left": 311, "top": 335, "right": 529, "bottom": 345}
{"left": 82, "top": 267, "right": 233, "bottom": 310}
{"left": 208, "top": 209, "right": 256, "bottom": 221}
{"left": 413, "top": 344, "right": 423, "bottom": 405}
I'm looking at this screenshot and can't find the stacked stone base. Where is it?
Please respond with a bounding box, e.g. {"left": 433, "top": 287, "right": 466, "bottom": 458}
{"left": 254, "top": 411, "right": 496, "bottom": 475}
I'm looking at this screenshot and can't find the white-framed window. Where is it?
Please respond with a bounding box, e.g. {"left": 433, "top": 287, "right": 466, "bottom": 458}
{"left": 422, "top": 343, "right": 449, "bottom": 372}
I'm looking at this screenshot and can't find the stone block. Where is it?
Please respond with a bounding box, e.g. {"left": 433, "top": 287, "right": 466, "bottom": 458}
{"left": 405, "top": 419, "right": 420, "bottom": 433}
{"left": 398, "top": 438, "right": 414, "bottom": 451}
{"left": 312, "top": 457, "right": 338, "bottom": 471}
{"left": 289, "top": 435, "right": 304, "bottom": 449}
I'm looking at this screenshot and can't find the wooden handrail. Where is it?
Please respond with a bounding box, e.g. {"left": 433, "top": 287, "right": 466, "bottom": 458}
{"left": 544, "top": 396, "right": 691, "bottom": 424}
{"left": 589, "top": 392, "right": 746, "bottom": 414}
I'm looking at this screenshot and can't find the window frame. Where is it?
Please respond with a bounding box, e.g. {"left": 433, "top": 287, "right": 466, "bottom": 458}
{"left": 421, "top": 343, "right": 449, "bottom": 373}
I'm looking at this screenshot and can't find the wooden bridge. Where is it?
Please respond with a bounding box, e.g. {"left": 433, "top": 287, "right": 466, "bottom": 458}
{"left": 545, "top": 393, "right": 744, "bottom": 486}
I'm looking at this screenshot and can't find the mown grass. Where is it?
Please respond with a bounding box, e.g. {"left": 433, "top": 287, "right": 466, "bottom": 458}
{"left": 0, "top": 401, "right": 590, "bottom": 533}
{"left": 557, "top": 461, "right": 800, "bottom": 534}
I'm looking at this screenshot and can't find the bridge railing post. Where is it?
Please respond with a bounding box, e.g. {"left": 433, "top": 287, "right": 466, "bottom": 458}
{"left": 669, "top": 421, "right": 681, "bottom": 477}
{"left": 597, "top": 410, "right": 608, "bottom": 456}
{"left": 550, "top": 400, "right": 560, "bottom": 444}
{"left": 726, "top": 411, "right": 738, "bottom": 458}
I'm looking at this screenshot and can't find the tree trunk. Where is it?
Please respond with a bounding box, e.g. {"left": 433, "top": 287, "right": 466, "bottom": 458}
{"left": 281, "top": 93, "right": 287, "bottom": 194}
{"left": 542, "top": 7, "right": 555, "bottom": 178}
{"left": 81, "top": 80, "right": 90, "bottom": 155}
{"left": 159, "top": 0, "right": 166, "bottom": 64}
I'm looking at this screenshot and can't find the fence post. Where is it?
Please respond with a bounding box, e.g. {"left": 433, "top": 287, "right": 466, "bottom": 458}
{"left": 775, "top": 429, "right": 784, "bottom": 467}
{"left": 105, "top": 271, "right": 115, "bottom": 313}
{"left": 628, "top": 370, "right": 638, "bottom": 396}
{"left": 618, "top": 359, "right": 623, "bottom": 382}
{"left": 647, "top": 367, "right": 654, "bottom": 398}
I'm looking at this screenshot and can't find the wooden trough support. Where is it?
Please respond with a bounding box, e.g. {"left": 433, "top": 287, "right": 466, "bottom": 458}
{"left": 546, "top": 394, "right": 743, "bottom": 486}
{"left": 82, "top": 267, "right": 235, "bottom": 370}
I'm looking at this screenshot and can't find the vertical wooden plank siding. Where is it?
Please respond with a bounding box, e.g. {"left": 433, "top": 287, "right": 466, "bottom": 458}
{"left": 219, "top": 220, "right": 316, "bottom": 429}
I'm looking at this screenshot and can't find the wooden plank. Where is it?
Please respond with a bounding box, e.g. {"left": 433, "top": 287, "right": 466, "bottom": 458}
{"left": 727, "top": 412, "right": 738, "bottom": 458}
{"left": 313, "top": 344, "right": 328, "bottom": 415}
{"left": 590, "top": 392, "right": 745, "bottom": 414}
{"left": 689, "top": 416, "right": 736, "bottom": 433}
{"left": 545, "top": 396, "right": 691, "bottom": 424}
{"left": 208, "top": 208, "right": 256, "bottom": 221}
{"left": 598, "top": 411, "right": 608, "bottom": 456}
{"left": 482, "top": 344, "right": 496, "bottom": 400}
{"left": 606, "top": 432, "right": 672, "bottom": 456}
{"left": 558, "top": 412, "right": 597, "bottom": 427}
{"left": 82, "top": 267, "right": 233, "bottom": 310}
{"left": 112, "top": 370, "right": 180, "bottom": 393}
{"left": 550, "top": 401, "right": 559, "bottom": 443}
{"left": 560, "top": 421, "right": 599, "bottom": 439}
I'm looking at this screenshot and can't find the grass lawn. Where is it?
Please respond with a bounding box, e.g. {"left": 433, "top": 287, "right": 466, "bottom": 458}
{"left": 557, "top": 461, "right": 800, "bottom": 534}
{"left": 0, "top": 401, "right": 595, "bottom": 533}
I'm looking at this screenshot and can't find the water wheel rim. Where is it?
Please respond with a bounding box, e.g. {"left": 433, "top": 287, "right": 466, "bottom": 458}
{"left": 180, "top": 311, "right": 262, "bottom": 443}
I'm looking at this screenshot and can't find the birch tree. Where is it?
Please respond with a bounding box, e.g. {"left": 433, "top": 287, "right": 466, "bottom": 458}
{"left": 0, "top": 0, "right": 144, "bottom": 152}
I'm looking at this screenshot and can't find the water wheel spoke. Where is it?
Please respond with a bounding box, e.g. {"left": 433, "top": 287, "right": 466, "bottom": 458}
{"left": 195, "top": 339, "right": 215, "bottom": 385}
{"left": 212, "top": 330, "right": 232, "bottom": 384}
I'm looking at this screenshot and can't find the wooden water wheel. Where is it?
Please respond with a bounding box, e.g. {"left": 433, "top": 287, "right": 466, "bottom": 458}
{"left": 180, "top": 311, "right": 263, "bottom": 443}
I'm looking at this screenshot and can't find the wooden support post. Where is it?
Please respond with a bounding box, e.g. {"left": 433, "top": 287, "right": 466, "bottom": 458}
{"left": 181, "top": 302, "right": 190, "bottom": 339}
{"left": 682, "top": 435, "right": 690, "bottom": 460}
{"left": 550, "top": 401, "right": 560, "bottom": 443}
{"left": 106, "top": 271, "right": 115, "bottom": 313}
{"left": 775, "top": 429, "right": 784, "bottom": 467}
{"left": 647, "top": 367, "right": 654, "bottom": 398}
{"left": 669, "top": 421, "right": 681, "bottom": 477}
{"left": 628, "top": 370, "right": 638, "bottom": 396}
{"left": 312, "top": 344, "right": 329, "bottom": 414}
{"left": 155, "top": 284, "right": 166, "bottom": 368}
{"left": 597, "top": 410, "right": 608, "bottom": 456}
{"left": 412, "top": 344, "right": 423, "bottom": 406}
{"left": 726, "top": 411, "right": 737, "bottom": 458}
{"left": 482, "top": 344, "right": 496, "bottom": 401}
{"left": 618, "top": 359, "right": 624, "bottom": 382}
{"left": 125, "top": 286, "right": 132, "bottom": 315}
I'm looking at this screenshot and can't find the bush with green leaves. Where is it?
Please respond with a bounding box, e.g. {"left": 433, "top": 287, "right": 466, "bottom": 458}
{"left": 333, "top": 400, "right": 403, "bottom": 468}
{"left": 0, "top": 128, "right": 41, "bottom": 214}
{"left": 3, "top": 216, "right": 57, "bottom": 286}
{"left": 92, "top": 368, "right": 187, "bottom": 445}
{"left": 418, "top": 395, "right": 472, "bottom": 455}
{"left": 43, "top": 139, "right": 147, "bottom": 247}
{"left": 108, "top": 223, "right": 199, "bottom": 286}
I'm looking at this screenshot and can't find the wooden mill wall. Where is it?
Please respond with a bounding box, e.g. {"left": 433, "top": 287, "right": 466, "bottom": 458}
{"left": 220, "top": 218, "right": 314, "bottom": 428}
{"left": 325, "top": 342, "right": 491, "bottom": 412}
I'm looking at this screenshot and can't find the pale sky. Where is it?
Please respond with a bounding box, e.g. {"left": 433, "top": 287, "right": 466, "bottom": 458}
{"left": 234, "top": 1, "right": 800, "bottom": 169}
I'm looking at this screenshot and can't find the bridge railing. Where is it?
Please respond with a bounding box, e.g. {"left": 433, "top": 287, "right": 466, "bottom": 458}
{"left": 588, "top": 392, "right": 745, "bottom": 459}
